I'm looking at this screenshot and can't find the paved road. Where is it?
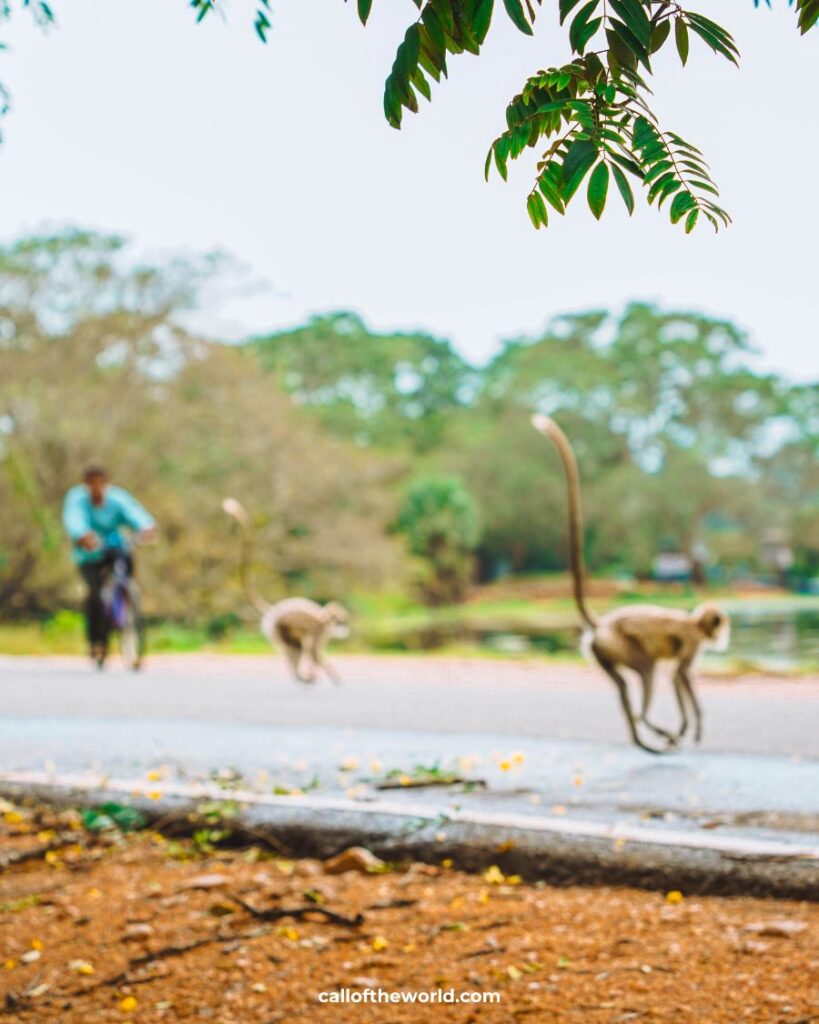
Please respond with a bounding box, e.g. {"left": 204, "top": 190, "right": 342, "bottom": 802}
{"left": 1, "top": 654, "right": 817, "bottom": 756}
{"left": 1, "top": 656, "right": 818, "bottom": 854}
{"left": 3, "top": 655, "right": 814, "bottom": 888}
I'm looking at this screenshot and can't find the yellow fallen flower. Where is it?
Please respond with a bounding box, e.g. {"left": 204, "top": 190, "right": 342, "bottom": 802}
{"left": 482, "top": 864, "right": 506, "bottom": 885}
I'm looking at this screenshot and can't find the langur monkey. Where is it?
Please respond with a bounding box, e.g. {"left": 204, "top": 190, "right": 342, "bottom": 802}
{"left": 531, "top": 415, "right": 730, "bottom": 754}
{"left": 222, "top": 498, "right": 350, "bottom": 684}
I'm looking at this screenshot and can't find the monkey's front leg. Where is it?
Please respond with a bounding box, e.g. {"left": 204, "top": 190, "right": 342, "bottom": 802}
{"left": 311, "top": 640, "right": 342, "bottom": 685}
{"left": 637, "top": 667, "right": 678, "bottom": 747}
{"left": 676, "top": 663, "right": 703, "bottom": 744}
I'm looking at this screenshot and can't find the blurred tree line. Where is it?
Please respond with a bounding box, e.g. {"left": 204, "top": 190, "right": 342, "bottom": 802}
{"left": 1, "top": 230, "right": 816, "bottom": 621}
{"left": 0, "top": 231, "right": 402, "bottom": 620}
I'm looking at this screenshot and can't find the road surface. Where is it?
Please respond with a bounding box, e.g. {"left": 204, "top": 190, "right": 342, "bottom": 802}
{"left": 0, "top": 653, "right": 817, "bottom": 755}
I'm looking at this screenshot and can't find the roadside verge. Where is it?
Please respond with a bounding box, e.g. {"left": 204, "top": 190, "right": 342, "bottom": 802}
{"left": 1, "top": 770, "right": 816, "bottom": 900}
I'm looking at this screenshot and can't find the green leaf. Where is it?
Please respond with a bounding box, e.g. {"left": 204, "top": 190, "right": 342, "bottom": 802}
{"left": 606, "top": 27, "right": 638, "bottom": 69}
{"left": 536, "top": 100, "right": 574, "bottom": 113}
{"left": 503, "top": 0, "right": 533, "bottom": 34}
{"left": 685, "top": 208, "right": 700, "bottom": 233}
{"left": 611, "top": 163, "right": 635, "bottom": 214}
{"left": 609, "top": 18, "right": 650, "bottom": 67}
{"left": 587, "top": 160, "right": 609, "bottom": 219}
{"left": 410, "top": 67, "right": 432, "bottom": 101}
{"left": 686, "top": 14, "right": 739, "bottom": 64}
{"left": 562, "top": 138, "right": 597, "bottom": 200}
{"left": 795, "top": 0, "right": 819, "bottom": 33}
{"left": 527, "top": 190, "right": 548, "bottom": 227}
{"left": 670, "top": 189, "right": 697, "bottom": 223}
{"left": 470, "top": 0, "right": 495, "bottom": 43}
{"left": 422, "top": 4, "right": 447, "bottom": 52}
{"left": 647, "top": 171, "right": 675, "bottom": 203}
{"left": 82, "top": 802, "right": 147, "bottom": 833}
{"left": 569, "top": 0, "right": 600, "bottom": 52}
{"left": 560, "top": 0, "right": 587, "bottom": 24}
{"left": 434, "top": 0, "right": 456, "bottom": 35}
{"left": 610, "top": 152, "right": 644, "bottom": 179}
{"left": 644, "top": 159, "right": 673, "bottom": 182}
{"left": 609, "top": 0, "right": 650, "bottom": 48}
{"left": 675, "top": 17, "right": 687, "bottom": 65}
{"left": 357, "top": 0, "right": 373, "bottom": 25}
{"left": 538, "top": 170, "right": 566, "bottom": 213}
{"left": 650, "top": 19, "right": 670, "bottom": 53}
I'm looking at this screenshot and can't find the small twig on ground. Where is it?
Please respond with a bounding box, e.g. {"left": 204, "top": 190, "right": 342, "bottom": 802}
{"left": 232, "top": 895, "right": 364, "bottom": 928}
{"left": 375, "top": 776, "right": 486, "bottom": 791}
{"left": 595, "top": 964, "right": 675, "bottom": 977}
{"left": 149, "top": 812, "right": 291, "bottom": 856}
{"left": 366, "top": 898, "right": 418, "bottom": 910}
{"left": 463, "top": 945, "right": 508, "bottom": 959}
{"left": 721, "top": 852, "right": 810, "bottom": 864}
{"left": 0, "top": 835, "right": 85, "bottom": 871}
{"left": 67, "top": 927, "right": 273, "bottom": 996}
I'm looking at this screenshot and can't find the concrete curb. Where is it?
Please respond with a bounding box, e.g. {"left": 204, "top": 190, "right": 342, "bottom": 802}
{"left": 2, "top": 771, "right": 817, "bottom": 901}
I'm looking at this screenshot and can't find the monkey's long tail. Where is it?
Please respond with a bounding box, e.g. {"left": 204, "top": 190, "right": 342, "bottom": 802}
{"left": 222, "top": 498, "right": 271, "bottom": 617}
{"left": 531, "top": 414, "right": 597, "bottom": 630}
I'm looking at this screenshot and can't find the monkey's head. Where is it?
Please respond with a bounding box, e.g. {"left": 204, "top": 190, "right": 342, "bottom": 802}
{"left": 693, "top": 603, "right": 731, "bottom": 652}
{"left": 323, "top": 601, "right": 351, "bottom": 639}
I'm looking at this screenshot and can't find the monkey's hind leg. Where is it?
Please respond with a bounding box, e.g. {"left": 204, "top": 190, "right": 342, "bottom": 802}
{"left": 309, "top": 639, "right": 342, "bottom": 685}
{"left": 592, "top": 647, "right": 668, "bottom": 755}
{"left": 282, "top": 642, "right": 317, "bottom": 684}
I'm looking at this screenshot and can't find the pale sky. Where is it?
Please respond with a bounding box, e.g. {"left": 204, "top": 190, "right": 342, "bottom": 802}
{"left": 1, "top": 0, "right": 817, "bottom": 377}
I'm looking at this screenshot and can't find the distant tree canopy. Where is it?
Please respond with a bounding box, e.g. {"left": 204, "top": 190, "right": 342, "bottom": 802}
{"left": 1, "top": 229, "right": 817, "bottom": 620}
{"left": 0, "top": 231, "right": 402, "bottom": 618}
{"left": 251, "top": 302, "right": 817, "bottom": 582}
{"left": 2, "top": 1, "right": 817, "bottom": 231}
{"left": 251, "top": 313, "right": 472, "bottom": 453}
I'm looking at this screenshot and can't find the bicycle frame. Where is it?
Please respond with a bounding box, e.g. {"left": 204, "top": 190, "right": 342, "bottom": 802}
{"left": 106, "top": 552, "right": 132, "bottom": 631}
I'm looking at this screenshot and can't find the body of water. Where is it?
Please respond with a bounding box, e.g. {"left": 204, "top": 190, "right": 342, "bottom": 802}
{"left": 390, "top": 606, "right": 819, "bottom": 670}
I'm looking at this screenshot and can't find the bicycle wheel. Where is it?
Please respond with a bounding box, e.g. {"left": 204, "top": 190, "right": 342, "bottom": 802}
{"left": 119, "top": 581, "right": 145, "bottom": 671}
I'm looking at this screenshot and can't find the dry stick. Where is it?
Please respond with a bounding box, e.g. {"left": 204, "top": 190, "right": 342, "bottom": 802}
{"left": 366, "top": 898, "right": 418, "bottom": 910}
{"left": 149, "top": 811, "right": 291, "bottom": 856}
{"left": 64, "top": 926, "right": 274, "bottom": 998}
{"left": 0, "top": 835, "right": 85, "bottom": 870}
{"left": 561, "top": 964, "right": 675, "bottom": 976}
{"left": 231, "top": 894, "right": 364, "bottom": 928}
{"left": 375, "top": 776, "right": 486, "bottom": 791}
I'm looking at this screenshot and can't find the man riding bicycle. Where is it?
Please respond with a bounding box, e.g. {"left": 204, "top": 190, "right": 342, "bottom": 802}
{"left": 62, "top": 466, "right": 158, "bottom": 664}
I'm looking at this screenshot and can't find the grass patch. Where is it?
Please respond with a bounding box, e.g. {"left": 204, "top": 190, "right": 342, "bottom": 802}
{"left": 2, "top": 577, "right": 816, "bottom": 670}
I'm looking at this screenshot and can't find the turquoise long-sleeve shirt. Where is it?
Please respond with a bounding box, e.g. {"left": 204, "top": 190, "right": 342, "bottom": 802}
{"left": 62, "top": 484, "right": 156, "bottom": 565}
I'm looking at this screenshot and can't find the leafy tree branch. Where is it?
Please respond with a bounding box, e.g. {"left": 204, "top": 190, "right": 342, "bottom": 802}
{"left": 0, "top": 0, "right": 816, "bottom": 230}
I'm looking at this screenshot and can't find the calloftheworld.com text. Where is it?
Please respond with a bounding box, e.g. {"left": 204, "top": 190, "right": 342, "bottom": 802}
{"left": 318, "top": 987, "right": 502, "bottom": 1005}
